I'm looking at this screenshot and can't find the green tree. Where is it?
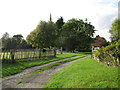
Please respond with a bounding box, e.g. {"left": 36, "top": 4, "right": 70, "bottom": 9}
{"left": 1, "top": 32, "right": 10, "bottom": 49}
{"left": 55, "top": 17, "right": 65, "bottom": 47}
{"left": 1, "top": 33, "right": 17, "bottom": 49}
{"left": 1, "top": 33, "right": 31, "bottom": 49}
{"left": 13, "top": 34, "right": 23, "bottom": 49}
{"left": 60, "top": 18, "right": 95, "bottom": 52}
{"left": 26, "top": 21, "right": 58, "bottom": 48}
{"left": 6, "top": 38, "right": 17, "bottom": 49}
{"left": 109, "top": 19, "right": 120, "bottom": 60}
{"left": 56, "top": 16, "right": 64, "bottom": 31}
{"left": 19, "top": 39, "right": 32, "bottom": 49}
{"left": 13, "top": 34, "right": 23, "bottom": 41}
{"left": 109, "top": 19, "right": 120, "bottom": 42}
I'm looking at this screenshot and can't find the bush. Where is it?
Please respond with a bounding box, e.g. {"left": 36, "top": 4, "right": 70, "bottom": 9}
{"left": 93, "top": 42, "right": 120, "bottom": 66}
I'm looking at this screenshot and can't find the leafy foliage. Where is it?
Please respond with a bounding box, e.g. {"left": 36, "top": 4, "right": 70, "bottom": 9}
{"left": 60, "top": 18, "right": 95, "bottom": 52}
{"left": 26, "top": 21, "right": 58, "bottom": 48}
{"left": 1, "top": 33, "right": 31, "bottom": 49}
{"left": 109, "top": 19, "right": 120, "bottom": 42}
{"left": 93, "top": 19, "right": 120, "bottom": 66}
{"left": 55, "top": 16, "right": 64, "bottom": 31}
{"left": 1, "top": 32, "right": 10, "bottom": 49}
{"left": 94, "top": 43, "right": 120, "bottom": 66}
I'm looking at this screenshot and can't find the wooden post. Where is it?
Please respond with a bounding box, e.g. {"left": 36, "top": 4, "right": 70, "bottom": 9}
{"left": 61, "top": 47, "right": 63, "bottom": 54}
{"left": 38, "top": 49, "right": 41, "bottom": 58}
{"left": 10, "top": 50, "right": 15, "bottom": 63}
{"left": 49, "top": 48, "right": 51, "bottom": 56}
{"left": 2, "top": 50, "right": 5, "bottom": 63}
{"left": 54, "top": 48, "right": 56, "bottom": 57}
{"left": 6, "top": 50, "right": 9, "bottom": 63}
{"left": 91, "top": 46, "right": 94, "bottom": 58}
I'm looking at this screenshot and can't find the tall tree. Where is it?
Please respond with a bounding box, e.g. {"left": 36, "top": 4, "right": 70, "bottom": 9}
{"left": 19, "top": 39, "right": 32, "bottom": 49}
{"left": 60, "top": 18, "right": 95, "bottom": 52}
{"left": 2, "top": 32, "right": 9, "bottom": 40}
{"left": 1, "top": 32, "right": 10, "bottom": 49}
{"left": 1, "top": 32, "right": 17, "bottom": 49}
{"left": 56, "top": 16, "right": 64, "bottom": 31}
{"left": 1, "top": 33, "right": 31, "bottom": 49}
{"left": 55, "top": 17, "right": 65, "bottom": 47}
{"left": 26, "top": 21, "right": 58, "bottom": 48}
{"left": 109, "top": 19, "right": 120, "bottom": 42}
{"left": 13, "top": 34, "right": 23, "bottom": 41}
{"left": 109, "top": 19, "right": 120, "bottom": 57}
{"left": 13, "top": 34, "right": 23, "bottom": 48}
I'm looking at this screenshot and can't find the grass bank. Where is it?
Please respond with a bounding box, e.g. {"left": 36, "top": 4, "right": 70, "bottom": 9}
{"left": 44, "top": 56, "right": 119, "bottom": 88}
{"left": 2, "top": 52, "right": 85, "bottom": 77}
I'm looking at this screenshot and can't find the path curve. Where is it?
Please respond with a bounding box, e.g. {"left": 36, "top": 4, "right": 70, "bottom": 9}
{"left": 2, "top": 56, "right": 88, "bottom": 88}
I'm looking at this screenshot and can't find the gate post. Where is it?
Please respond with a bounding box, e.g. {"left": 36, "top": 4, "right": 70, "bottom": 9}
{"left": 10, "top": 50, "right": 15, "bottom": 63}
{"left": 54, "top": 48, "right": 56, "bottom": 57}
{"left": 38, "top": 48, "right": 41, "bottom": 58}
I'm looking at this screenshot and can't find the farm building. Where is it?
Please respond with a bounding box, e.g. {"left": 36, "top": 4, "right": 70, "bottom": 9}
{"left": 92, "top": 35, "right": 106, "bottom": 51}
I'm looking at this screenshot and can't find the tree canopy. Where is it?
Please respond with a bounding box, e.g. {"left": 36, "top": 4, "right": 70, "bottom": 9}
{"left": 26, "top": 21, "right": 58, "bottom": 48}
{"left": 26, "top": 18, "right": 95, "bottom": 51}
{"left": 1, "top": 33, "right": 31, "bottom": 49}
{"left": 55, "top": 16, "right": 64, "bottom": 31}
{"left": 109, "top": 19, "right": 120, "bottom": 42}
{"left": 60, "top": 18, "right": 95, "bottom": 52}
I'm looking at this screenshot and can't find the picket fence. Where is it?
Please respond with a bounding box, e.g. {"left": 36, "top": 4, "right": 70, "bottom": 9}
{"left": 0, "top": 48, "right": 62, "bottom": 63}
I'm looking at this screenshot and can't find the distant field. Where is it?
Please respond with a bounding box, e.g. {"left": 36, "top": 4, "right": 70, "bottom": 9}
{"left": 45, "top": 56, "right": 119, "bottom": 88}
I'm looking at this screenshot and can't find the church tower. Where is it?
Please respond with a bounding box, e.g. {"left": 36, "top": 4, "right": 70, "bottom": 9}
{"left": 50, "top": 13, "right": 52, "bottom": 21}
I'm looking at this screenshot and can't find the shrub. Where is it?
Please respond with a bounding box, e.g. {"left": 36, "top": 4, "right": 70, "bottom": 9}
{"left": 93, "top": 42, "right": 120, "bottom": 66}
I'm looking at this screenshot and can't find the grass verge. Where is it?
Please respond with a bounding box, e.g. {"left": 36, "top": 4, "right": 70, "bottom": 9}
{"left": 39, "top": 55, "right": 86, "bottom": 72}
{"left": 2, "top": 52, "right": 84, "bottom": 77}
{"left": 44, "top": 56, "right": 119, "bottom": 88}
{"left": 20, "top": 55, "right": 86, "bottom": 80}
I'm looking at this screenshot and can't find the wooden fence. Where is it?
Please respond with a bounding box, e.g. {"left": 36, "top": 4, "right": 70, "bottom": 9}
{"left": 0, "top": 48, "right": 62, "bottom": 63}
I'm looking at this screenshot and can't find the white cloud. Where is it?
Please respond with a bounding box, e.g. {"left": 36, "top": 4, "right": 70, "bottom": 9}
{"left": 94, "top": 1, "right": 117, "bottom": 41}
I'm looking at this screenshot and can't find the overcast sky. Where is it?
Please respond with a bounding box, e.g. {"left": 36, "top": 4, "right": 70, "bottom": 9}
{"left": 0, "top": 0, "right": 118, "bottom": 41}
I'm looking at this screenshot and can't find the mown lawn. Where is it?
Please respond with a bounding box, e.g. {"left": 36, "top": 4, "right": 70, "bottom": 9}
{"left": 2, "top": 52, "right": 85, "bottom": 77}
{"left": 21, "top": 55, "right": 87, "bottom": 78}
{"left": 44, "top": 56, "right": 119, "bottom": 88}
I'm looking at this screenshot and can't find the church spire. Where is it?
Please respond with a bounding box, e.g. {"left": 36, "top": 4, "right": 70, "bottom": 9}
{"left": 50, "top": 13, "right": 52, "bottom": 21}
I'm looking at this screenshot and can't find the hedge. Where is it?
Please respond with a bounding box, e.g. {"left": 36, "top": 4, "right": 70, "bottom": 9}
{"left": 93, "top": 40, "right": 120, "bottom": 66}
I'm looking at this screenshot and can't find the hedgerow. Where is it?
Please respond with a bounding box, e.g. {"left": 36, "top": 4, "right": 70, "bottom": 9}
{"left": 94, "top": 40, "right": 120, "bottom": 66}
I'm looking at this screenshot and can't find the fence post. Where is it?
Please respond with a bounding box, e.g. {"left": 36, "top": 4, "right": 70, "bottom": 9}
{"left": 60, "top": 47, "right": 63, "bottom": 54}
{"left": 2, "top": 50, "right": 5, "bottom": 63}
{"left": 10, "top": 50, "right": 15, "bottom": 63}
{"left": 91, "top": 46, "right": 94, "bottom": 58}
{"left": 54, "top": 48, "right": 56, "bottom": 57}
{"left": 38, "top": 49, "right": 41, "bottom": 58}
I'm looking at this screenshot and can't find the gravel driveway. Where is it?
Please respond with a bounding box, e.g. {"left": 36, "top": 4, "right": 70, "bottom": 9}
{"left": 2, "top": 56, "right": 87, "bottom": 88}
